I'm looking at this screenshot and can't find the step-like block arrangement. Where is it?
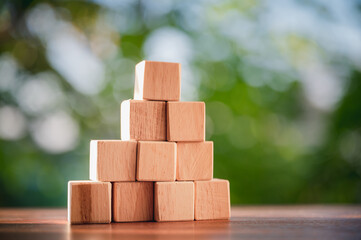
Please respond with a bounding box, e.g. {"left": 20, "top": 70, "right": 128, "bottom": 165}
{"left": 68, "top": 60, "right": 231, "bottom": 224}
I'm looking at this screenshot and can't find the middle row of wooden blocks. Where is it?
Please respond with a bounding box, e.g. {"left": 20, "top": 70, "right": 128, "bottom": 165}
{"left": 121, "top": 100, "right": 205, "bottom": 141}
{"left": 90, "top": 140, "right": 213, "bottom": 181}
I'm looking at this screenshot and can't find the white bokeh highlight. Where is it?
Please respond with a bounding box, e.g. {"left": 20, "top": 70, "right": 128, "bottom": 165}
{"left": 144, "top": 27, "right": 193, "bottom": 63}
{"left": 31, "top": 111, "right": 79, "bottom": 154}
{"left": 0, "top": 54, "right": 18, "bottom": 91}
{"left": 0, "top": 106, "right": 26, "bottom": 141}
{"left": 16, "top": 72, "right": 63, "bottom": 115}
{"left": 26, "top": 4, "right": 105, "bottom": 95}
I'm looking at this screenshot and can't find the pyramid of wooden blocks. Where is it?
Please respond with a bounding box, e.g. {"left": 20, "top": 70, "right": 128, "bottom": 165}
{"left": 67, "top": 60, "right": 231, "bottom": 224}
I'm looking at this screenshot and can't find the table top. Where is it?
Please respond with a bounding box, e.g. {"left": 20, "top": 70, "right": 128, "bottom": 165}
{"left": 0, "top": 206, "right": 361, "bottom": 240}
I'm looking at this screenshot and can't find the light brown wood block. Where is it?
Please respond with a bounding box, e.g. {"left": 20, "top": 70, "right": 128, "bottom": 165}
{"left": 177, "top": 141, "right": 213, "bottom": 181}
{"left": 137, "top": 141, "right": 176, "bottom": 181}
{"left": 154, "top": 182, "right": 194, "bottom": 222}
{"left": 89, "top": 140, "right": 137, "bottom": 182}
{"left": 194, "top": 179, "right": 230, "bottom": 220}
{"left": 68, "top": 181, "right": 111, "bottom": 224}
{"left": 167, "top": 102, "right": 205, "bottom": 141}
{"left": 113, "top": 182, "right": 153, "bottom": 222}
{"left": 134, "top": 60, "right": 181, "bottom": 101}
{"left": 121, "top": 100, "right": 166, "bottom": 141}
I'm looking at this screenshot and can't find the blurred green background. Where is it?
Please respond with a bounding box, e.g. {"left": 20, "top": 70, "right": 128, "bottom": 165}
{"left": 0, "top": 0, "right": 361, "bottom": 207}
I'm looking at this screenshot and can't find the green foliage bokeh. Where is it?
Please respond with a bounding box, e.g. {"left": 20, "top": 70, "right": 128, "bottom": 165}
{"left": 0, "top": 0, "right": 360, "bottom": 206}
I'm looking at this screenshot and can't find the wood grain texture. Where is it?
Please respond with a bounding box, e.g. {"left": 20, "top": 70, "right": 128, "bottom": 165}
{"left": 167, "top": 102, "right": 205, "bottom": 141}
{"left": 68, "top": 181, "right": 111, "bottom": 224}
{"left": 113, "top": 182, "right": 153, "bottom": 222}
{"left": 89, "top": 140, "right": 137, "bottom": 182}
{"left": 134, "top": 60, "right": 181, "bottom": 101}
{"left": 154, "top": 181, "right": 194, "bottom": 222}
{"left": 137, "top": 141, "right": 176, "bottom": 181}
{"left": 121, "top": 100, "right": 166, "bottom": 141}
{"left": 1, "top": 206, "right": 361, "bottom": 240}
{"left": 194, "top": 179, "right": 230, "bottom": 220}
{"left": 177, "top": 141, "right": 213, "bottom": 181}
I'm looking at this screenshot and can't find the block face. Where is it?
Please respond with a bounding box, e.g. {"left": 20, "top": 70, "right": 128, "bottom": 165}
{"left": 177, "top": 141, "right": 213, "bottom": 181}
{"left": 137, "top": 141, "right": 176, "bottom": 181}
{"left": 194, "top": 179, "right": 230, "bottom": 220}
{"left": 89, "top": 140, "right": 137, "bottom": 182}
{"left": 134, "top": 61, "right": 181, "bottom": 101}
{"left": 68, "top": 181, "right": 111, "bottom": 224}
{"left": 167, "top": 102, "right": 205, "bottom": 141}
{"left": 154, "top": 182, "right": 194, "bottom": 222}
{"left": 113, "top": 182, "right": 153, "bottom": 222}
{"left": 121, "top": 100, "right": 166, "bottom": 141}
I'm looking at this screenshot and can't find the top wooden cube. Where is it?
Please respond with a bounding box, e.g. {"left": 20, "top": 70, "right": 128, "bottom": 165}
{"left": 134, "top": 61, "right": 181, "bottom": 101}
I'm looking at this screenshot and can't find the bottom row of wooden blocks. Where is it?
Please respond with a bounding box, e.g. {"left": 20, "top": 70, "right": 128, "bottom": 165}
{"left": 68, "top": 179, "right": 230, "bottom": 224}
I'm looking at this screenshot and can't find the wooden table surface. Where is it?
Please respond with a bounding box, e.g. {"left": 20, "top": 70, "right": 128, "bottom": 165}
{"left": 0, "top": 206, "right": 360, "bottom": 240}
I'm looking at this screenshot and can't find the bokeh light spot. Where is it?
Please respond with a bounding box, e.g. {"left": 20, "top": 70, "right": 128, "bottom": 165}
{"left": 30, "top": 111, "right": 79, "bottom": 154}
{"left": 0, "top": 106, "right": 26, "bottom": 141}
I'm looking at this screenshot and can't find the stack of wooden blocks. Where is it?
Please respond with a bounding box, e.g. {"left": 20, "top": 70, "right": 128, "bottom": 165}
{"left": 68, "top": 61, "right": 231, "bottom": 224}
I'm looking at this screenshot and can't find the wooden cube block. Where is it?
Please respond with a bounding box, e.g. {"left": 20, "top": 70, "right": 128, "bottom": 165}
{"left": 194, "top": 179, "right": 230, "bottom": 220}
{"left": 68, "top": 181, "right": 111, "bottom": 224}
{"left": 167, "top": 102, "right": 205, "bottom": 141}
{"left": 121, "top": 100, "right": 166, "bottom": 141}
{"left": 89, "top": 140, "right": 137, "bottom": 182}
{"left": 137, "top": 141, "right": 176, "bottom": 181}
{"left": 154, "top": 182, "right": 194, "bottom": 222}
{"left": 177, "top": 141, "right": 213, "bottom": 181}
{"left": 134, "top": 61, "right": 181, "bottom": 101}
{"left": 113, "top": 182, "right": 153, "bottom": 222}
